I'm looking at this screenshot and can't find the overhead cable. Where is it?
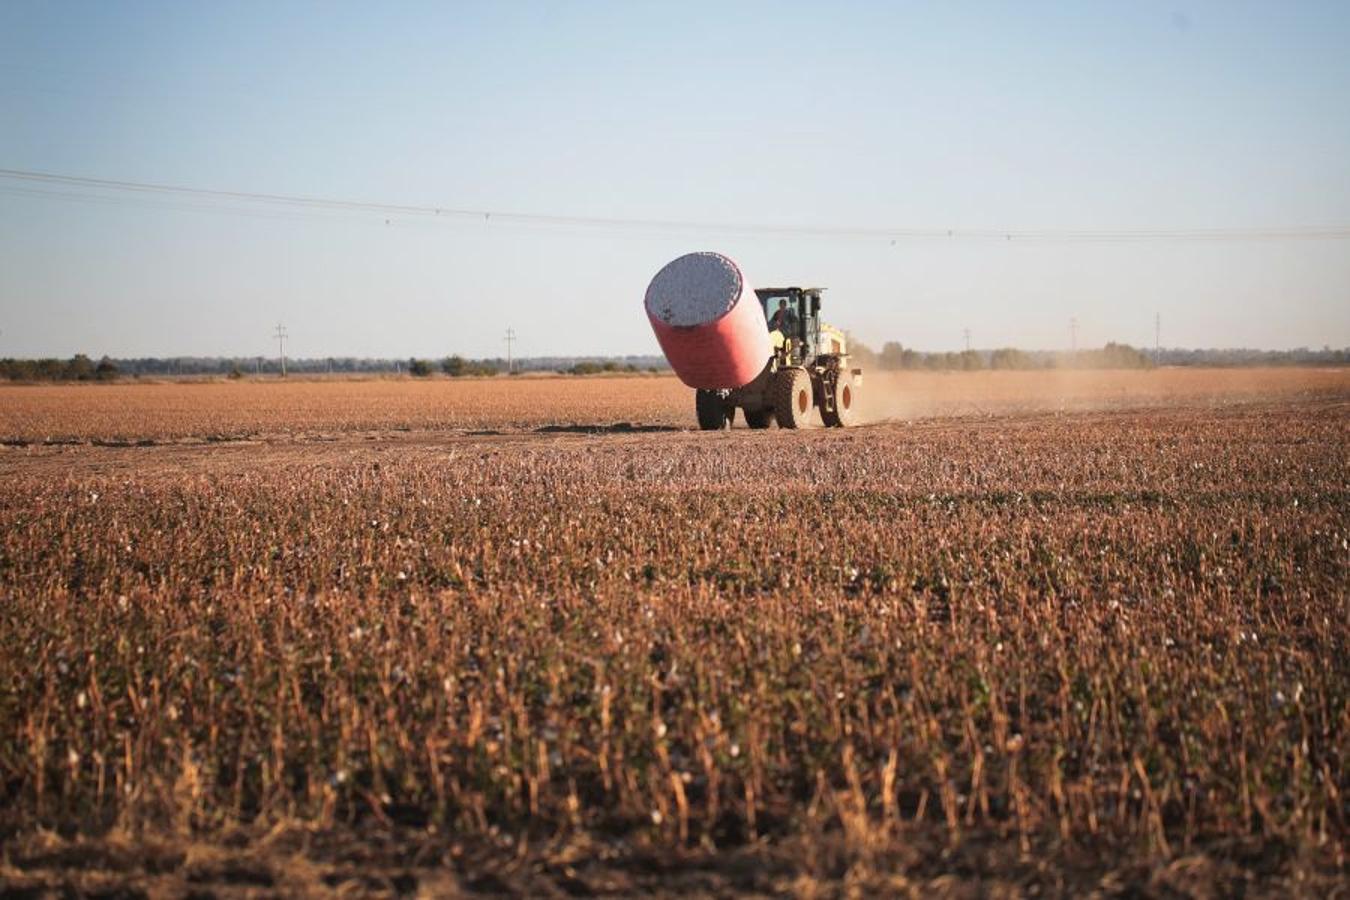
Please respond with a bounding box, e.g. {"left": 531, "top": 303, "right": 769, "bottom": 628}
{"left": 2, "top": 167, "right": 1347, "bottom": 243}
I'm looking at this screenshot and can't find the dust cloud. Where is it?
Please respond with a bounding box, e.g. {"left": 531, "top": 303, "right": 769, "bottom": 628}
{"left": 855, "top": 368, "right": 1349, "bottom": 424}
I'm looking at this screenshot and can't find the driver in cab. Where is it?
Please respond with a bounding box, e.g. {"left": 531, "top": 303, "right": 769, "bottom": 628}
{"left": 768, "top": 298, "right": 798, "bottom": 334}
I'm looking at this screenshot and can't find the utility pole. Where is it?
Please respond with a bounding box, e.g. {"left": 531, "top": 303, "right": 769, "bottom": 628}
{"left": 962, "top": 327, "right": 971, "bottom": 353}
{"left": 1069, "top": 317, "right": 1079, "bottom": 356}
{"left": 1154, "top": 312, "right": 1161, "bottom": 364}
{"left": 273, "top": 324, "right": 288, "bottom": 377}
{"left": 503, "top": 327, "right": 516, "bottom": 374}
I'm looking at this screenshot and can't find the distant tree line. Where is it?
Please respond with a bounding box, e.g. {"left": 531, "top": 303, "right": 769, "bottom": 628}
{"left": 0, "top": 354, "right": 671, "bottom": 381}
{"left": 3, "top": 344, "right": 1345, "bottom": 382}
{"left": 438, "top": 356, "right": 500, "bottom": 377}
{"left": 412, "top": 358, "right": 665, "bottom": 377}
{"left": 560, "top": 360, "right": 662, "bottom": 375}
{"left": 0, "top": 355, "right": 120, "bottom": 382}
{"left": 407, "top": 356, "right": 665, "bottom": 377}
{"left": 1154, "top": 346, "right": 1350, "bottom": 367}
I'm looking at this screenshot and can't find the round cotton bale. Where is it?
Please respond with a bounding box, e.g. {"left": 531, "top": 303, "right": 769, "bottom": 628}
{"left": 644, "top": 252, "right": 772, "bottom": 390}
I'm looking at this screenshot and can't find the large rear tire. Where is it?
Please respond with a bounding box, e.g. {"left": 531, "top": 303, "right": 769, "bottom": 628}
{"left": 772, "top": 368, "right": 813, "bottom": 429}
{"left": 821, "top": 375, "right": 859, "bottom": 428}
{"left": 695, "top": 390, "right": 732, "bottom": 430}
{"left": 743, "top": 407, "right": 774, "bottom": 429}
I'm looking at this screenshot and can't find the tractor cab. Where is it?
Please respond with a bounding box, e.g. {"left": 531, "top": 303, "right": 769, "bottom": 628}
{"left": 756, "top": 287, "right": 825, "bottom": 365}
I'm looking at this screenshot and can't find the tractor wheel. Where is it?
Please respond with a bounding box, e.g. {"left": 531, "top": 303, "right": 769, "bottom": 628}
{"left": 695, "top": 390, "right": 732, "bottom": 430}
{"left": 743, "top": 407, "right": 774, "bottom": 429}
{"left": 772, "top": 368, "right": 813, "bottom": 429}
{"left": 821, "top": 375, "right": 859, "bottom": 428}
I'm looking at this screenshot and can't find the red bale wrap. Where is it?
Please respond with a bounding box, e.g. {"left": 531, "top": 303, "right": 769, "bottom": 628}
{"left": 644, "top": 252, "right": 772, "bottom": 390}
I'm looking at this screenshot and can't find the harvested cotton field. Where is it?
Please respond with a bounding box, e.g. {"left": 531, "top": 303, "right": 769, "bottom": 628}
{"left": 0, "top": 367, "right": 1344, "bottom": 443}
{"left": 0, "top": 371, "right": 1346, "bottom": 896}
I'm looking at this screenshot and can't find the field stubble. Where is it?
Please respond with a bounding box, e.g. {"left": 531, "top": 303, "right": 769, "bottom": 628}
{"left": 0, "top": 371, "right": 1347, "bottom": 896}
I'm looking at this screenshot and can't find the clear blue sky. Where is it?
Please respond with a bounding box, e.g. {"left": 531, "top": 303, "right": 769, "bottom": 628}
{"left": 2, "top": 1, "right": 1348, "bottom": 358}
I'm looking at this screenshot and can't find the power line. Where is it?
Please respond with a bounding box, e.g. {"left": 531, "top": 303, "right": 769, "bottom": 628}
{"left": 2, "top": 167, "right": 1349, "bottom": 244}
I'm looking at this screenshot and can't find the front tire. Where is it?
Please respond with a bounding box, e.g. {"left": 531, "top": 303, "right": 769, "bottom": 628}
{"left": 695, "top": 390, "right": 732, "bottom": 430}
{"left": 772, "top": 368, "right": 813, "bottom": 429}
